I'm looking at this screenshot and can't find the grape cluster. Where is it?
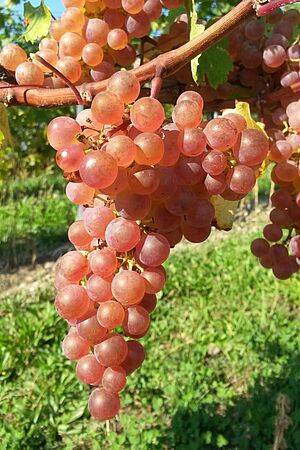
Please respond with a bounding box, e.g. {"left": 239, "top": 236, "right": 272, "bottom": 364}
{"left": 251, "top": 187, "right": 300, "bottom": 279}
{"left": 46, "top": 66, "right": 272, "bottom": 419}
{"left": 0, "top": 0, "right": 183, "bottom": 87}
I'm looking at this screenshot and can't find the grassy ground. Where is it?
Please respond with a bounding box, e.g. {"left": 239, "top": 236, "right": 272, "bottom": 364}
{"left": 0, "top": 226, "right": 299, "bottom": 450}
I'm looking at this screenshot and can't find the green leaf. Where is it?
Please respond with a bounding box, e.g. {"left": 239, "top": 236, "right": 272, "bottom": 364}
{"left": 21, "top": 0, "right": 51, "bottom": 43}
{"left": 216, "top": 434, "right": 229, "bottom": 447}
{"left": 185, "top": 0, "right": 205, "bottom": 83}
{"left": 0, "top": 131, "right": 4, "bottom": 147}
{"left": 197, "top": 39, "right": 233, "bottom": 88}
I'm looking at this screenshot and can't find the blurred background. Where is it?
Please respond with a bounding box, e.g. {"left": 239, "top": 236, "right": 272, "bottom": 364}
{"left": 0, "top": 1, "right": 299, "bottom": 449}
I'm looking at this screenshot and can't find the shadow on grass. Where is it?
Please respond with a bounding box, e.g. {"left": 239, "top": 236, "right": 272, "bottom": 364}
{"left": 161, "top": 354, "right": 300, "bottom": 450}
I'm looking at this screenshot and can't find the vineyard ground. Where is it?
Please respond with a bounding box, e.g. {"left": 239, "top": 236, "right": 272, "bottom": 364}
{"left": 0, "top": 176, "right": 299, "bottom": 449}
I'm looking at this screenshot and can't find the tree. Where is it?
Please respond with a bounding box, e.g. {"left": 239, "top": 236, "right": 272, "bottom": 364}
{"left": 0, "top": 0, "right": 299, "bottom": 421}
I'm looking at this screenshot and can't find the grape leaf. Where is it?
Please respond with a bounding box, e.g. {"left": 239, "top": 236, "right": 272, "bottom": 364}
{"left": 196, "top": 39, "right": 233, "bottom": 88}
{"left": 22, "top": 0, "right": 51, "bottom": 43}
{"left": 211, "top": 196, "right": 238, "bottom": 231}
{"left": 185, "top": 0, "right": 205, "bottom": 83}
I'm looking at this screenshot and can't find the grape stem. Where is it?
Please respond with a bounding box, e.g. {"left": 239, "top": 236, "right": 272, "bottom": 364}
{"left": 256, "top": 0, "right": 299, "bottom": 16}
{"left": 34, "top": 55, "right": 84, "bottom": 105}
{"left": 0, "top": 0, "right": 257, "bottom": 107}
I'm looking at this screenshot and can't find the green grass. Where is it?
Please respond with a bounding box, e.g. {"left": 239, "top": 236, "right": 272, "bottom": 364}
{"left": 0, "top": 232, "right": 299, "bottom": 450}
{"left": 0, "top": 175, "right": 76, "bottom": 266}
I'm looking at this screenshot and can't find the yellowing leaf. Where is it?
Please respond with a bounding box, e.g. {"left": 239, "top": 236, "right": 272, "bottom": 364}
{"left": 185, "top": 0, "right": 205, "bottom": 83}
{"left": 22, "top": 0, "right": 51, "bottom": 43}
{"left": 222, "top": 101, "right": 267, "bottom": 135}
{"left": 211, "top": 196, "right": 239, "bottom": 231}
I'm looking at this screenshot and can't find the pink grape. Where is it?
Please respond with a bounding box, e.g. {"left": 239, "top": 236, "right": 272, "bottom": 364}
{"left": 123, "top": 305, "right": 150, "bottom": 337}
{"left": 226, "top": 165, "right": 256, "bottom": 194}
{"left": 172, "top": 100, "right": 202, "bottom": 130}
{"left": 79, "top": 151, "right": 118, "bottom": 189}
{"left": 125, "top": 11, "right": 150, "bottom": 38}
{"left": 134, "top": 133, "right": 164, "bottom": 165}
{"left": 128, "top": 165, "right": 160, "bottom": 195}
{"left": 202, "top": 150, "right": 227, "bottom": 176}
{"left": 88, "top": 388, "right": 120, "bottom": 420}
{"left": 61, "top": 7, "right": 85, "bottom": 33}
{"left": 177, "top": 91, "right": 204, "bottom": 110}
{"left": 139, "top": 293, "right": 157, "bottom": 313}
{"left": 97, "top": 301, "right": 125, "bottom": 329}
{"left": 135, "top": 233, "right": 170, "bottom": 267}
{"left": 178, "top": 128, "right": 207, "bottom": 157}
{"left": 94, "top": 333, "right": 128, "bottom": 367}
{"left": 290, "top": 236, "right": 300, "bottom": 258}
{"left": 0, "top": 43, "right": 27, "bottom": 71}
{"left": 263, "top": 45, "right": 286, "bottom": 68}
{"left": 107, "top": 71, "right": 140, "bottom": 104}
{"left": 121, "top": 340, "right": 145, "bottom": 375}
{"left": 270, "top": 140, "right": 293, "bottom": 163}
{"left": 176, "top": 156, "right": 206, "bottom": 186}
{"left": 59, "top": 251, "right": 89, "bottom": 281}
{"left": 56, "top": 56, "right": 82, "bottom": 83}
{"left": 91, "top": 92, "right": 124, "bottom": 125}
{"left": 159, "top": 125, "right": 180, "bottom": 166}
{"left": 152, "top": 167, "right": 178, "bottom": 199}
{"left": 55, "top": 285, "right": 90, "bottom": 320}
{"left": 47, "top": 116, "right": 81, "bottom": 151}
{"left": 84, "top": 18, "right": 109, "bottom": 46}
{"left": 107, "top": 29, "right": 128, "bottom": 50}
{"left": 233, "top": 129, "right": 269, "bottom": 166}
{"left": 77, "top": 314, "right": 107, "bottom": 345}
{"left": 204, "top": 118, "right": 238, "bottom": 151}
{"left": 115, "top": 189, "right": 152, "bottom": 220}
{"left": 90, "top": 61, "right": 116, "bottom": 81}
{"left": 103, "top": 9, "right": 125, "bottom": 28}
{"left": 87, "top": 274, "right": 113, "bottom": 303}
{"left": 106, "top": 135, "right": 137, "bottom": 167}
{"left": 15, "top": 62, "right": 44, "bottom": 86}
{"left": 82, "top": 43, "right": 104, "bottom": 66}
{"left": 251, "top": 238, "right": 270, "bottom": 257}
{"left": 62, "top": 329, "right": 90, "bottom": 360}
{"left": 89, "top": 248, "right": 117, "bottom": 277}
{"left": 181, "top": 222, "right": 211, "bottom": 243}
{"left": 105, "top": 217, "right": 141, "bottom": 252}
{"left": 275, "top": 160, "right": 298, "bottom": 182}
{"left": 141, "top": 266, "right": 166, "bottom": 294}
{"left": 59, "top": 32, "right": 86, "bottom": 59}
{"left": 185, "top": 198, "right": 215, "bottom": 228}
{"left": 68, "top": 220, "right": 93, "bottom": 247}
{"left": 153, "top": 205, "right": 181, "bottom": 232}
{"left": 83, "top": 206, "right": 115, "bottom": 239}
{"left": 130, "top": 97, "right": 165, "bottom": 132}
{"left": 56, "top": 144, "right": 85, "bottom": 172}
{"left": 76, "top": 354, "right": 105, "bottom": 385}
{"left": 164, "top": 186, "right": 196, "bottom": 216}
{"left": 204, "top": 173, "right": 227, "bottom": 195}
{"left": 112, "top": 270, "right": 146, "bottom": 306}
{"left": 102, "top": 366, "right": 127, "bottom": 393}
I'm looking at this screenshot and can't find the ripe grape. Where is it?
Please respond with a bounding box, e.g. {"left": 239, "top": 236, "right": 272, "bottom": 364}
{"left": 251, "top": 238, "right": 270, "bottom": 257}
{"left": 102, "top": 366, "right": 127, "bottom": 393}
{"left": 202, "top": 150, "right": 227, "bottom": 176}
{"left": 0, "top": 43, "right": 27, "bottom": 71}
{"left": 87, "top": 274, "right": 113, "bottom": 303}
{"left": 94, "top": 333, "right": 128, "bottom": 367}
{"left": 89, "top": 248, "right": 117, "bottom": 278}
{"left": 84, "top": 18, "right": 109, "bottom": 46}
{"left": 83, "top": 205, "right": 115, "bottom": 238}
{"left": 62, "top": 329, "right": 90, "bottom": 360}
{"left": 97, "top": 301, "right": 125, "bottom": 329}
{"left": 178, "top": 128, "right": 207, "bottom": 157}
{"left": 123, "top": 305, "right": 150, "bottom": 337}
{"left": 82, "top": 43, "right": 104, "bottom": 66}
{"left": 56, "top": 143, "right": 85, "bottom": 172}
{"left": 112, "top": 270, "right": 146, "bottom": 306}
{"left": 107, "top": 29, "right": 128, "bottom": 50}
{"left": 263, "top": 224, "right": 283, "bottom": 242}
{"left": 121, "top": 340, "right": 145, "bottom": 374}
{"left": 56, "top": 56, "right": 82, "bottom": 83}
{"left": 134, "top": 133, "right": 164, "bottom": 165}
{"left": 47, "top": 116, "right": 81, "bottom": 151}
{"left": 130, "top": 97, "right": 165, "bottom": 132}
{"left": 139, "top": 293, "right": 157, "bottom": 313}
{"left": 263, "top": 45, "right": 286, "bottom": 68}
{"left": 79, "top": 151, "right": 118, "bottom": 189}
{"left": 172, "top": 100, "right": 202, "bottom": 130}
{"left": 233, "top": 129, "right": 269, "bottom": 166}
{"left": 15, "top": 62, "right": 44, "bottom": 86}
{"left": 125, "top": 11, "right": 150, "bottom": 38}
{"left": 91, "top": 92, "right": 125, "bottom": 125}
{"left": 226, "top": 165, "right": 256, "bottom": 194}
{"left": 77, "top": 314, "right": 107, "bottom": 345}
{"left": 107, "top": 71, "right": 140, "bottom": 104}
{"left": 135, "top": 232, "right": 170, "bottom": 267}
{"left": 204, "top": 118, "right": 238, "bottom": 151}
{"left": 88, "top": 388, "right": 120, "bottom": 420}
{"left": 59, "top": 251, "right": 89, "bottom": 281}
{"left": 115, "top": 189, "right": 152, "bottom": 220}
{"left": 128, "top": 165, "right": 160, "bottom": 195}
{"left": 55, "top": 285, "right": 90, "bottom": 320}
{"left": 66, "top": 182, "right": 95, "bottom": 205}
{"left": 76, "top": 354, "right": 105, "bottom": 385}
{"left": 105, "top": 217, "right": 141, "bottom": 252}
{"left": 141, "top": 266, "right": 166, "bottom": 294}
{"left": 106, "top": 135, "right": 137, "bottom": 167}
